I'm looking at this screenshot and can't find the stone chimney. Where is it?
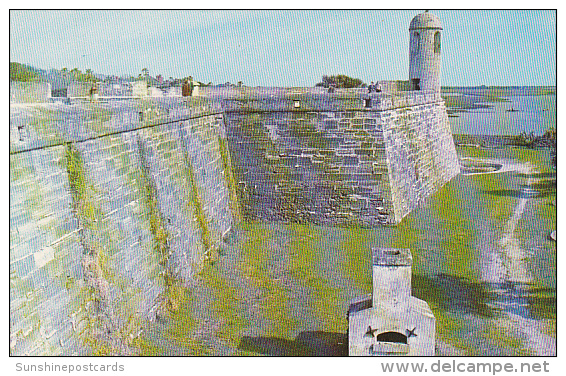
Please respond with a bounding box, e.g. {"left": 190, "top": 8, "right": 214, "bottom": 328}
{"left": 348, "top": 248, "right": 435, "bottom": 356}
{"left": 372, "top": 248, "right": 412, "bottom": 333}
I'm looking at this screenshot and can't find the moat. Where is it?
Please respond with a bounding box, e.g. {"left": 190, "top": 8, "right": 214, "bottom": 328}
{"left": 9, "top": 8, "right": 556, "bottom": 357}
{"left": 137, "top": 145, "right": 556, "bottom": 356}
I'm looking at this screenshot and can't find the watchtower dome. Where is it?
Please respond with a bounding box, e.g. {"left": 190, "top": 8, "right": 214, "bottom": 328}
{"left": 409, "top": 11, "right": 442, "bottom": 92}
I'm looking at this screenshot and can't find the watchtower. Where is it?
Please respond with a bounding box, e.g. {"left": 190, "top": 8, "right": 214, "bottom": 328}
{"left": 409, "top": 11, "right": 443, "bottom": 92}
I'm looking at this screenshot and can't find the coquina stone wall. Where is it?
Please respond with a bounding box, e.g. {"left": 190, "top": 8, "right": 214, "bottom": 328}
{"left": 217, "top": 87, "right": 459, "bottom": 225}
{"left": 10, "top": 86, "right": 458, "bottom": 355}
{"left": 10, "top": 97, "right": 235, "bottom": 355}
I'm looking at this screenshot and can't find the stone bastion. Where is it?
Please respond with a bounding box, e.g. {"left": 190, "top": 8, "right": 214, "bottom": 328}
{"left": 9, "top": 85, "right": 459, "bottom": 355}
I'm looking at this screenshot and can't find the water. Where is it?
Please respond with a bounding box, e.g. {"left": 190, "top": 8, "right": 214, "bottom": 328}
{"left": 449, "top": 95, "right": 556, "bottom": 136}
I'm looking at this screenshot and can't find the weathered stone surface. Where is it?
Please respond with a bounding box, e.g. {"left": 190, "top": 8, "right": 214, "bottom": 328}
{"left": 10, "top": 82, "right": 51, "bottom": 103}
{"left": 10, "top": 99, "right": 234, "bottom": 355}
{"left": 221, "top": 88, "right": 459, "bottom": 225}
{"left": 349, "top": 248, "right": 435, "bottom": 356}
{"left": 10, "top": 146, "right": 87, "bottom": 355}
{"left": 10, "top": 85, "right": 458, "bottom": 354}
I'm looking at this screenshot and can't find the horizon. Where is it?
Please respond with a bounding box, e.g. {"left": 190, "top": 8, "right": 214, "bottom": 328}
{"left": 10, "top": 10, "right": 556, "bottom": 87}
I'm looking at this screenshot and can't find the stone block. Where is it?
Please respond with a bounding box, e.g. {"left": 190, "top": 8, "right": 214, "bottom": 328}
{"left": 348, "top": 248, "right": 435, "bottom": 356}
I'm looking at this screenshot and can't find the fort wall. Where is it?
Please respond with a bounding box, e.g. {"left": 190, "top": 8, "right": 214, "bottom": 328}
{"left": 9, "top": 86, "right": 459, "bottom": 354}
{"left": 218, "top": 87, "right": 459, "bottom": 224}
{"left": 10, "top": 81, "right": 51, "bottom": 103}
{"left": 10, "top": 98, "right": 233, "bottom": 355}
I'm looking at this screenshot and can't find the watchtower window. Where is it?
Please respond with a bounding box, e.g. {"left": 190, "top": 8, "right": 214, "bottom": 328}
{"left": 364, "top": 98, "right": 372, "bottom": 108}
{"left": 411, "top": 32, "right": 421, "bottom": 55}
{"left": 434, "top": 31, "right": 441, "bottom": 54}
{"left": 376, "top": 331, "right": 408, "bottom": 344}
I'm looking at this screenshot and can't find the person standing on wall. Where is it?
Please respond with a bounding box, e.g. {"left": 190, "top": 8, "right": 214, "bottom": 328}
{"left": 375, "top": 82, "right": 382, "bottom": 93}
{"left": 182, "top": 76, "right": 195, "bottom": 98}
{"left": 189, "top": 76, "right": 195, "bottom": 96}
{"left": 182, "top": 79, "right": 190, "bottom": 98}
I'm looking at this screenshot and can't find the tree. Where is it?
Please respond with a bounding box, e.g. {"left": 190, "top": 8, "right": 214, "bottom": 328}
{"left": 85, "top": 69, "right": 95, "bottom": 82}
{"left": 511, "top": 132, "right": 537, "bottom": 149}
{"left": 544, "top": 127, "right": 557, "bottom": 167}
{"left": 67, "top": 67, "right": 98, "bottom": 82}
{"left": 9, "top": 62, "right": 39, "bottom": 82}
{"left": 315, "top": 74, "right": 364, "bottom": 89}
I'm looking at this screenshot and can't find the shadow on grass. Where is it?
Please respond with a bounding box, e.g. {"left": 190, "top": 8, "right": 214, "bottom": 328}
{"left": 414, "top": 275, "right": 556, "bottom": 321}
{"left": 239, "top": 331, "right": 348, "bottom": 356}
{"left": 413, "top": 274, "right": 495, "bottom": 318}
{"left": 484, "top": 171, "right": 556, "bottom": 199}
{"left": 527, "top": 287, "right": 557, "bottom": 320}
{"left": 483, "top": 189, "right": 522, "bottom": 198}
{"left": 517, "top": 172, "right": 556, "bottom": 179}
{"left": 531, "top": 179, "right": 556, "bottom": 198}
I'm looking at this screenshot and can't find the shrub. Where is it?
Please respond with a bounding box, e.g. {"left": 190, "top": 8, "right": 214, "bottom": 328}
{"left": 315, "top": 74, "right": 364, "bottom": 89}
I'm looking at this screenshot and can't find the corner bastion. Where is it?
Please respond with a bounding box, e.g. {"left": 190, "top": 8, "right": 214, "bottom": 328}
{"left": 213, "top": 86, "right": 460, "bottom": 225}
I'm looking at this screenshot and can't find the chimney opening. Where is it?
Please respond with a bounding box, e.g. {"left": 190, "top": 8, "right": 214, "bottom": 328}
{"left": 375, "top": 331, "right": 408, "bottom": 344}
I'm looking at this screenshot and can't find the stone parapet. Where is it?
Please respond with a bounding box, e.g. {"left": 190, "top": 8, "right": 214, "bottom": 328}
{"left": 222, "top": 89, "right": 458, "bottom": 226}
{"left": 9, "top": 97, "right": 223, "bottom": 154}
{"left": 10, "top": 98, "right": 234, "bottom": 355}
{"left": 10, "top": 81, "right": 51, "bottom": 103}
{"left": 199, "top": 87, "right": 442, "bottom": 113}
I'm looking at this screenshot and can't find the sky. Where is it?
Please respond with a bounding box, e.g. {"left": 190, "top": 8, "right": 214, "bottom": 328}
{"left": 9, "top": 10, "right": 556, "bottom": 87}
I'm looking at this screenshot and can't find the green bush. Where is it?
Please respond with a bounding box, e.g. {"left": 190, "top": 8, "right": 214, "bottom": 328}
{"left": 315, "top": 74, "right": 364, "bottom": 89}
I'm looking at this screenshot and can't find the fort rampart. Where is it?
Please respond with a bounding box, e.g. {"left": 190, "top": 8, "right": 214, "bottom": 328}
{"left": 9, "top": 85, "right": 459, "bottom": 355}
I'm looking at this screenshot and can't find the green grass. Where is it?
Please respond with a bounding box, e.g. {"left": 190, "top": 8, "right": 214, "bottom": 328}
{"left": 28, "top": 108, "right": 64, "bottom": 144}
{"left": 239, "top": 222, "right": 297, "bottom": 338}
{"left": 184, "top": 160, "right": 213, "bottom": 253}
{"left": 471, "top": 172, "right": 515, "bottom": 230}
{"left": 479, "top": 323, "right": 530, "bottom": 356}
{"left": 340, "top": 227, "right": 372, "bottom": 293}
{"left": 160, "top": 285, "right": 210, "bottom": 355}
{"left": 198, "top": 261, "right": 248, "bottom": 346}
{"left": 82, "top": 103, "right": 114, "bottom": 135}
{"left": 390, "top": 213, "right": 423, "bottom": 260}
{"left": 287, "top": 223, "right": 344, "bottom": 332}
{"left": 457, "top": 145, "right": 491, "bottom": 158}
{"left": 431, "top": 183, "right": 478, "bottom": 280}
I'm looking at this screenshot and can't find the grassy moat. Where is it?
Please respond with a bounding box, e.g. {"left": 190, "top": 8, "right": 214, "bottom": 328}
{"left": 137, "top": 144, "right": 555, "bottom": 356}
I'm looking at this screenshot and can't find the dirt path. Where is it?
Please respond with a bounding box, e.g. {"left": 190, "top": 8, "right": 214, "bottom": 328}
{"left": 499, "top": 192, "right": 531, "bottom": 284}
{"left": 461, "top": 157, "right": 532, "bottom": 176}
{"left": 466, "top": 158, "right": 555, "bottom": 355}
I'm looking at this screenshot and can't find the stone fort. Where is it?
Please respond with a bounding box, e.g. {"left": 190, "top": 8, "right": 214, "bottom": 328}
{"left": 10, "top": 12, "right": 459, "bottom": 355}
